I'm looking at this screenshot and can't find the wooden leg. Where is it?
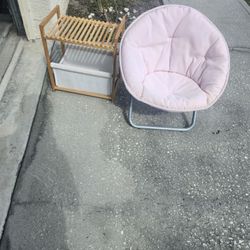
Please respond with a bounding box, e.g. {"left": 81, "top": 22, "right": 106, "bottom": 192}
{"left": 111, "top": 52, "right": 118, "bottom": 103}
{"left": 61, "top": 42, "right": 65, "bottom": 55}
{"left": 112, "top": 76, "right": 120, "bottom": 103}
{"left": 56, "top": 7, "right": 65, "bottom": 55}
{"left": 39, "top": 26, "right": 56, "bottom": 90}
{"left": 112, "top": 20, "right": 126, "bottom": 102}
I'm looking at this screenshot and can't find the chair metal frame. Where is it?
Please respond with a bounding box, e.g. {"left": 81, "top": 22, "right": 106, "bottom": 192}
{"left": 128, "top": 97, "right": 197, "bottom": 132}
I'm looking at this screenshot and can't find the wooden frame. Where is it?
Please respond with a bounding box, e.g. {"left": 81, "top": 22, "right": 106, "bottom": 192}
{"left": 39, "top": 5, "right": 126, "bottom": 101}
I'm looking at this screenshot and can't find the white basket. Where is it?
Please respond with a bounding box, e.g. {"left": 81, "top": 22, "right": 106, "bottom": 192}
{"left": 51, "top": 45, "right": 114, "bottom": 96}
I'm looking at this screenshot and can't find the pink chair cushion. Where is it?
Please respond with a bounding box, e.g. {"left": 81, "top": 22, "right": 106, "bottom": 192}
{"left": 120, "top": 5, "right": 230, "bottom": 112}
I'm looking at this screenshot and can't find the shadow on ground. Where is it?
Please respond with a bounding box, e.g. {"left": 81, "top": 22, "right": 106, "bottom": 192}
{"left": 0, "top": 83, "right": 80, "bottom": 250}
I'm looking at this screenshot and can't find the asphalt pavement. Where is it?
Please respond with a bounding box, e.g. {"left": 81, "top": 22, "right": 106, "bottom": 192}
{"left": 1, "top": 0, "right": 250, "bottom": 249}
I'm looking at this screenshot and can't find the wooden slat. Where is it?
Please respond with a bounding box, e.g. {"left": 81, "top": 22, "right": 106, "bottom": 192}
{"left": 68, "top": 18, "right": 84, "bottom": 41}
{"left": 64, "top": 18, "right": 79, "bottom": 40}
{"left": 96, "top": 23, "right": 108, "bottom": 43}
{"left": 106, "top": 25, "right": 116, "bottom": 44}
{"left": 47, "top": 20, "right": 60, "bottom": 37}
{"left": 78, "top": 20, "right": 92, "bottom": 41}
{"left": 101, "top": 24, "right": 113, "bottom": 44}
{"left": 54, "top": 86, "right": 112, "bottom": 100}
{"left": 47, "top": 16, "right": 64, "bottom": 38}
{"left": 60, "top": 17, "right": 75, "bottom": 38}
{"left": 82, "top": 20, "right": 96, "bottom": 42}
{"left": 92, "top": 23, "right": 103, "bottom": 43}
{"left": 55, "top": 16, "right": 70, "bottom": 37}
{"left": 73, "top": 19, "right": 87, "bottom": 41}
{"left": 86, "top": 22, "right": 99, "bottom": 43}
{"left": 44, "top": 15, "right": 121, "bottom": 51}
{"left": 53, "top": 17, "right": 66, "bottom": 37}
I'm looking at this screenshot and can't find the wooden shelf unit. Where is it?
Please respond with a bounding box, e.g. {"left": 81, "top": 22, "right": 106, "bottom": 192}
{"left": 39, "top": 5, "right": 126, "bottom": 101}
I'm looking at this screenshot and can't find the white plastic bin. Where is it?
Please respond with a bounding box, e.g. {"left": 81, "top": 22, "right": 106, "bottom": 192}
{"left": 51, "top": 45, "right": 114, "bottom": 96}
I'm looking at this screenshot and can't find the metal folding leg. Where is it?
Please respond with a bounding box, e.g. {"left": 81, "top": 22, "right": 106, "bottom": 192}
{"left": 128, "top": 97, "right": 197, "bottom": 131}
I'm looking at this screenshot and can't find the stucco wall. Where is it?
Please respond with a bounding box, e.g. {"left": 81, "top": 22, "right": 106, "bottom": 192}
{"left": 18, "top": 0, "right": 69, "bottom": 40}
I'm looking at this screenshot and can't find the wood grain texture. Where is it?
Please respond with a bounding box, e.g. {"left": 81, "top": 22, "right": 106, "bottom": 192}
{"left": 40, "top": 6, "right": 126, "bottom": 100}
{"left": 54, "top": 86, "right": 112, "bottom": 100}
{"left": 45, "top": 15, "right": 123, "bottom": 51}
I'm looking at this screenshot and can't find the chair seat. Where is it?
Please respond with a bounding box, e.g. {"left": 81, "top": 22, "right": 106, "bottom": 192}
{"left": 120, "top": 5, "right": 230, "bottom": 112}
{"left": 142, "top": 72, "right": 208, "bottom": 111}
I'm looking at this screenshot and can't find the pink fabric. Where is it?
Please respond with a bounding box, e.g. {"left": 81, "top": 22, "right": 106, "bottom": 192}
{"left": 120, "top": 5, "right": 230, "bottom": 112}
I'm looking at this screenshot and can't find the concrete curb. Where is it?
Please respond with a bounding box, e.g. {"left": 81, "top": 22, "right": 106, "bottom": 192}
{"left": 0, "top": 39, "right": 24, "bottom": 101}
{"left": 0, "top": 39, "right": 47, "bottom": 239}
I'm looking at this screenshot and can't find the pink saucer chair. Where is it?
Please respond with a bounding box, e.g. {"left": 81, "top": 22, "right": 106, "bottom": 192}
{"left": 120, "top": 5, "right": 230, "bottom": 131}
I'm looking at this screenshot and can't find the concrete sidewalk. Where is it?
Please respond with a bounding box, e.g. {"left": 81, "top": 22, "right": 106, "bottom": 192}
{"left": 1, "top": 1, "right": 250, "bottom": 249}
{"left": 0, "top": 40, "right": 46, "bottom": 238}
{"left": 164, "top": 0, "right": 250, "bottom": 49}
